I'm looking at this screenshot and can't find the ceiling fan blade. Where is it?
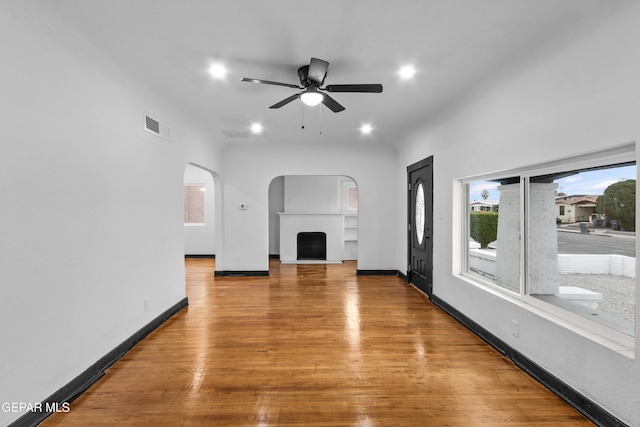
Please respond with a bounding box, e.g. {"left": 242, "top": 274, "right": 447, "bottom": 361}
{"left": 241, "top": 77, "right": 302, "bottom": 89}
{"left": 307, "top": 58, "right": 329, "bottom": 85}
{"left": 321, "top": 93, "right": 345, "bottom": 113}
{"left": 324, "top": 84, "right": 383, "bottom": 93}
{"left": 269, "top": 93, "right": 300, "bottom": 109}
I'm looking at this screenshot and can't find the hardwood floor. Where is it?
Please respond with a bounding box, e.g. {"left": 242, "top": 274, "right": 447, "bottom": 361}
{"left": 43, "top": 258, "right": 593, "bottom": 426}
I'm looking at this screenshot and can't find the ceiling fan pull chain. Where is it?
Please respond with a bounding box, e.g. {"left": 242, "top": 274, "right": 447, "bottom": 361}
{"left": 301, "top": 103, "right": 305, "bottom": 129}
{"left": 319, "top": 103, "right": 322, "bottom": 135}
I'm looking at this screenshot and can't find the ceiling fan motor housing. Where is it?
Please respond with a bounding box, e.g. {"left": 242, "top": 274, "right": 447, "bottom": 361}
{"left": 297, "top": 65, "right": 310, "bottom": 87}
{"left": 297, "top": 65, "right": 326, "bottom": 87}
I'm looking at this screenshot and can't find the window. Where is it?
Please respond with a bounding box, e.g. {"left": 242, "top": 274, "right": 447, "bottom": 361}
{"left": 348, "top": 187, "right": 359, "bottom": 211}
{"left": 529, "top": 164, "right": 636, "bottom": 337}
{"left": 466, "top": 177, "right": 521, "bottom": 293}
{"left": 184, "top": 184, "right": 205, "bottom": 224}
{"left": 342, "top": 180, "right": 359, "bottom": 212}
{"left": 416, "top": 183, "right": 426, "bottom": 244}
{"left": 463, "top": 146, "right": 636, "bottom": 343}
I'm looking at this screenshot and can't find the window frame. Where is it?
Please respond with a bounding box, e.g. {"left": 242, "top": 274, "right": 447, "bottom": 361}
{"left": 459, "top": 143, "right": 637, "bottom": 353}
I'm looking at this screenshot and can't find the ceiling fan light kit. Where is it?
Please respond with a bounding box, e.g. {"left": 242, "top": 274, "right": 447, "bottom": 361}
{"left": 241, "top": 57, "right": 383, "bottom": 114}
{"left": 300, "top": 87, "right": 323, "bottom": 106}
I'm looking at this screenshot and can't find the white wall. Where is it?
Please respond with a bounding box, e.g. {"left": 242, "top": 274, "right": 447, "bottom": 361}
{"left": 220, "top": 143, "right": 396, "bottom": 272}
{"left": 395, "top": 4, "right": 640, "bottom": 425}
{"left": 184, "top": 164, "right": 216, "bottom": 255}
{"left": 284, "top": 175, "right": 345, "bottom": 213}
{"left": 0, "top": 5, "right": 224, "bottom": 425}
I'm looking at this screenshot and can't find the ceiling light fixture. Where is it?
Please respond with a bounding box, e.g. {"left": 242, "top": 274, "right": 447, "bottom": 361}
{"left": 398, "top": 65, "right": 416, "bottom": 80}
{"left": 208, "top": 62, "right": 228, "bottom": 79}
{"left": 300, "top": 87, "right": 324, "bottom": 106}
{"left": 250, "top": 123, "right": 263, "bottom": 134}
{"left": 360, "top": 124, "right": 373, "bottom": 134}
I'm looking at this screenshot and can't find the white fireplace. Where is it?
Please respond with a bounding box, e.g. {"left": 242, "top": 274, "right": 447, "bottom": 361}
{"left": 278, "top": 212, "right": 345, "bottom": 264}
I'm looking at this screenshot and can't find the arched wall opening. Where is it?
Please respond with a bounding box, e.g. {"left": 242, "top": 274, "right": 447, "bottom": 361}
{"left": 183, "top": 163, "right": 220, "bottom": 260}
{"left": 268, "top": 175, "right": 358, "bottom": 268}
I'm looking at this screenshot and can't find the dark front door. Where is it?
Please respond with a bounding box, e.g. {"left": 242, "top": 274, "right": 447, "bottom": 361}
{"left": 407, "top": 156, "right": 433, "bottom": 296}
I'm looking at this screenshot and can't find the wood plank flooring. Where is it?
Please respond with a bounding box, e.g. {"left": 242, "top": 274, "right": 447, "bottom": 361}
{"left": 43, "top": 259, "right": 593, "bottom": 426}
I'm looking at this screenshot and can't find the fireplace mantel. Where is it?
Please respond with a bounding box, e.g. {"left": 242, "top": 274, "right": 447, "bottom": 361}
{"left": 278, "top": 212, "right": 347, "bottom": 264}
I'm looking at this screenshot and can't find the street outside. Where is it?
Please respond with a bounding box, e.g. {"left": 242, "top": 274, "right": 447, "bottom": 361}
{"left": 556, "top": 226, "right": 635, "bottom": 333}
{"left": 557, "top": 227, "right": 635, "bottom": 257}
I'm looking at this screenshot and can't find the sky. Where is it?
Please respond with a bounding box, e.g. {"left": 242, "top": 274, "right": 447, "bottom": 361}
{"left": 469, "top": 164, "right": 636, "bottom": 202}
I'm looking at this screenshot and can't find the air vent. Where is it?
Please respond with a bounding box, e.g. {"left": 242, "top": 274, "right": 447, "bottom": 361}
{"left": 145, "top": 115, "right": 160, "bottom": 134}
{"left": 221, "top": 130, "right": 267, "bottom": 138}
{"left": 144, "top": 114, "right": 173, "bottom": 141}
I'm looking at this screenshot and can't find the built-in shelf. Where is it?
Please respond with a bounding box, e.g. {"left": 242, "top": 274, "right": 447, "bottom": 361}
{"left": 344, "top": 228, "right": 358, "bottom": 241}
{"left": 343, "top": 213, "right": 358, "bottom": 260}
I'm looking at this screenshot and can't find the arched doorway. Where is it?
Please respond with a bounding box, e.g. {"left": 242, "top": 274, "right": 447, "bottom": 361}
{"left": 268, "top": 175, "right": 358, "bottom": 268}
{"left": 183, "top": 163, "right": 217, "bottom": 257}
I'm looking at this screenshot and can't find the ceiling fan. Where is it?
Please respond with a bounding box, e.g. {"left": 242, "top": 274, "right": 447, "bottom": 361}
{"left": 241, "top": 57, "right": 383, "bottom": 113}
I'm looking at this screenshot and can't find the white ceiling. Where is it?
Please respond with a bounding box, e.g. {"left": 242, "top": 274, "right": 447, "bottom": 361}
{"left": 39, "top": 0, "right": 621, "bottom": 147}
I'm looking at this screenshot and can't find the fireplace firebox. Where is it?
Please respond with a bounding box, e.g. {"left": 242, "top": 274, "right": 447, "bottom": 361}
{"left": 297, "top": 232, "right": 327, "bottom": 260}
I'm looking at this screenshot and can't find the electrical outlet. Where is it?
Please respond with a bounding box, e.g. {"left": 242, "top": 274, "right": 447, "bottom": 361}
{"left": 144, "top": 299, "right": 150, "bottom": 313}
{"left": 512, "top": 320, "right": 519, "bottom": 337}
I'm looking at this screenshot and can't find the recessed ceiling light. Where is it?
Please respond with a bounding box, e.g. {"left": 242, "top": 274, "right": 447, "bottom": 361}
{"left": 250, "top": 123, "right": 263, "bottom": 134}
{"left": 398, "top": 65, "right": 416, "bottom": 80}
{"left": 360, "top": 124, "right": 373, "bottom": 134}
{"left": 208, "top": 62, "right": 228, "bottom": 79}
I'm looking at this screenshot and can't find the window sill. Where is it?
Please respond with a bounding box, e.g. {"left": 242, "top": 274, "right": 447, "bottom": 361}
{"left": 456, "top": 273, "right": 636, "bottom": 359}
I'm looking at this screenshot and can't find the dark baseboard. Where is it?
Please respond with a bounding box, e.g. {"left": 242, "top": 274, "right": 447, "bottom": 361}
{"left": 269, "top": 254, "right": 280, "bottom": 259}
{"left": 10, "top": 297, "right": 188, "bottom": 427}
{"left": 214, "top": 270, "right": 269, "bottom": 277}
{"left": 396, "top": 270, "right": 408, "bottom": 282}
{"left": 356, "top": 269, "right": 397, "bottom": 276}
{"left": 429, "top": 294, "right": 627, "bottom": 427}
{"left": 185, "top": 254, "right": 215, "bottom": 259}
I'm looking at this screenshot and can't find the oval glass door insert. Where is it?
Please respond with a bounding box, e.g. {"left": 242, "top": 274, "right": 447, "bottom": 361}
{"left": 416, "top": 183, "right": 425, "bottom": 244}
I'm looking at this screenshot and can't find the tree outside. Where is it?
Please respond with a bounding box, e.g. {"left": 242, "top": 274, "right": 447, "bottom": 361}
{"left": 470, "top": 212, "right": 498, "bottom": 248}
{"left": 596, "top": 179, "right": 636, "bottom": 231}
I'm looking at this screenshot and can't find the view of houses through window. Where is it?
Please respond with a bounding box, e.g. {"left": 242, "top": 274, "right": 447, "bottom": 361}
{"left": 466, "top": 162, "right": 636, "bottom": 338}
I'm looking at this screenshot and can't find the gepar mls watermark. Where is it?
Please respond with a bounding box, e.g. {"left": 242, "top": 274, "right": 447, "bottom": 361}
{"left": 1, "top": 402, "right": 70, "bottom": 414}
